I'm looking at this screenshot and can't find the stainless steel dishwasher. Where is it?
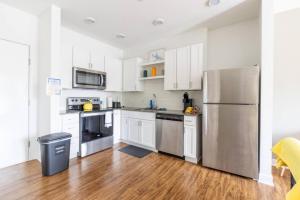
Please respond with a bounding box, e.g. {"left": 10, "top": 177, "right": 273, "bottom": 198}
{"left": 156, "top": 113, "right": 184, "bottom": 157}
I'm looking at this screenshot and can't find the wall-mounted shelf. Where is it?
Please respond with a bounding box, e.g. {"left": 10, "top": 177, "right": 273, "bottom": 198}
{"left": 139, "top": 76, "right": 164, "bottom": 80}
{"left": 141, "top": 60, "right": 165, "bottom": 67}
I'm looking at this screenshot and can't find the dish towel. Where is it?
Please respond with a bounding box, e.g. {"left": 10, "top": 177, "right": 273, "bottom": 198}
{"left": 105, "top": 111, "right": 112, "bottom": 128}
{"left": 272, "top": 137, "right": 300, "bottom": 200}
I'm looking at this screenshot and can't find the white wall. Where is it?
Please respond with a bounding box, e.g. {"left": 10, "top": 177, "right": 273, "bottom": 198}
{"left": 207, "top": 18, "right": 260, "bottom": 70}
{"left": 259, "top": 0, "right": 274, "bottom": 186}
{"left": 59, "top": 27, "right": 123, "bottom": 110}
{"left": 273, "top": 8, "right": 300, "bottom": 144}
{"left": 0, "top": 3, "right": 39, "bottom": 160}
{"left": 274, "top": 0, "right": 300, "bottom": 14}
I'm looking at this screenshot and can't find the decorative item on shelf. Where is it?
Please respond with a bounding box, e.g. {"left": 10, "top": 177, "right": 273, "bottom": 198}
{"left": 149, "top": 49, "right": 165, "bottom": 61}
{"left": 151, "top": 66, "right": 157, "bottom": 76}
{"left": 143, "top": 69, "right": 148, "bottom": 77}
{"left": 161, "top": 69, "right": 165, "bottom": 75}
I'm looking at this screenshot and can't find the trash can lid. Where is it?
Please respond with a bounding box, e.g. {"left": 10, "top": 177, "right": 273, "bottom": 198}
{"left": 38, "top": 132, "right": 72, "bottom": 143}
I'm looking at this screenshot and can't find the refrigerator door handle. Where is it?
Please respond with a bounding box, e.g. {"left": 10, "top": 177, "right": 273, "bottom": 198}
{"left": 203, "top": 105, "right": 208, "bottom": 136}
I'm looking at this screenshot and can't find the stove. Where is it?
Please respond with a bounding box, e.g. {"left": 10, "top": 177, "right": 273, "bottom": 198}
{"left": 67, "top": 97, "right": 114, "bottom": 157}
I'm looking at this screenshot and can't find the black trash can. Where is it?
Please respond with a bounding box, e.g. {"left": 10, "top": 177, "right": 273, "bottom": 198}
{"left": 38, "top": 132, "right": 72, "bottom": 176}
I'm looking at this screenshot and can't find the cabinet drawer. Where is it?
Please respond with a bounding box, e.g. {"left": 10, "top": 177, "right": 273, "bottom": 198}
{"left": 62, "top": 124, "right": 79, "bottom": 137}
{"left": 62, "top": 113, "right": 79, "bottom": 124}
{"left": 184, "top": 116, "right": 197, "bottom": 126}
{"left": 121, "top": 111, "right": 155, "bottom": 121}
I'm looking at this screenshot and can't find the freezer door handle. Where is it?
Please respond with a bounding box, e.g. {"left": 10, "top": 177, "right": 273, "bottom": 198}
{"left": 203, "top": 105, "right": 208, "bottom": 136}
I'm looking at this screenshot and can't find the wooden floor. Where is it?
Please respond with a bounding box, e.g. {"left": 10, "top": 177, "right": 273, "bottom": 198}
{"left": 0, "top": 143, "right": 289, "bottom": 200}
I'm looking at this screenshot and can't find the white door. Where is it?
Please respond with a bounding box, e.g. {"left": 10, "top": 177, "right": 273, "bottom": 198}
{"left": 164, "top": 49, "right": 177, "bottom": 90}
{"left": 140, "top": 120, "right": 155, "bottom": 148}
{"left": 90, "top": 49, "right": 105, "bottom": 71}
{"left": 0, "top": 39, "right": 29, "bottom": 168}
{"left": 184, "top": 126, "right": 196, "bottom": 158}
{"left": 176, "top": 46, "right": 190, "bottom": 90}
{"left": 190, "top": 43, "right": 203, "bottom": 90}
{"left": 105, "top": 57, "right": 122, "bottom": 91}
{"left": 123, "top": 58, "right": 137, "bottom": 91}
{"left": 72, "top": 46, "right": 90, "bottom": 69}
{"left": 128, "top": 119, "right": 140, "bottom": 143}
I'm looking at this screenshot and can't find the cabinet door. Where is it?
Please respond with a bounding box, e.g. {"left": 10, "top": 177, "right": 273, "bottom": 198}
{"left": 184, "top": 126, "right": 196, "bottom": 158}
{"left": 128, "top": 119, "right": 140, "bottom": 143}
{"left": 123, "top": 58, "right": 137, "bottom": 91}
{"left": 90, "top": 49, "right": 105, "bottom": 71}
{"left": 140, "top": 120, "right": 155, "bottom": 148}
{"left": 164, "top": 49, "right": 177, "bottom": 90}
{"left": 113, "top": 110, "right": 121, "bottom": 143}
{"left": 72, "top": 46, "right": 90, "bottom": 69}
{"left": 176, "top": 46, "right": 190, "bottom": 90}
{"left": 121, "top": 117, "right": 129, "bottom": 140}
{"left": 190, "top": 43, "right": 203, "bottom": 90}
{"left": 106, "top": 57, "right": 122, "bottom": 91}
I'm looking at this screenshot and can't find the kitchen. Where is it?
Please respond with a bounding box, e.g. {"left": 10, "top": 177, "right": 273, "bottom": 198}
{"left": 0, "top": 0, "right": 289, "bottom": 199}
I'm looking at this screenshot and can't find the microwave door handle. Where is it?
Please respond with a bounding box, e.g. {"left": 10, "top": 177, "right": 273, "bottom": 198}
{"left": 99, "top": 74, "right": 102, "bottom": 86}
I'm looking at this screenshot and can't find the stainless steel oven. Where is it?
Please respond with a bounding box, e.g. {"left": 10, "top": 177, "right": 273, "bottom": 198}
{"left": 79, "top": 111, "right": 113, "bottom": 157}
{"left": 73, "top": 67, "right": 106, "bottom": 90}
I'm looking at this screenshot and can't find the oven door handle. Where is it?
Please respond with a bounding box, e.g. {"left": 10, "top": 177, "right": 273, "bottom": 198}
{"left": 81, "top": 112, "right": 106, "bottom": 117}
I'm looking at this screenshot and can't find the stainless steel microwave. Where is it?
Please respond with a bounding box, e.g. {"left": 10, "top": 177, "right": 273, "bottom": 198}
{"left": 73, "top": 67, "right": 106, "bottom": 90}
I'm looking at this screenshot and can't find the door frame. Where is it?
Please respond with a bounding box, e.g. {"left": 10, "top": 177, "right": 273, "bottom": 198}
{"left": 0, "top": 37, "right": 31, "bottom": 161}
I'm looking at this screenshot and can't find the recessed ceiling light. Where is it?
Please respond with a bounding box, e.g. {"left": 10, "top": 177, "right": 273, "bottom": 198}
{"left": 116, "top": 33, "right": 126, "bottom": 39}
{"left": 207, "top": 0, "right": 221, "bottom": 7}
{"left": 84, "top": 17, "right": 96, "bottom": 24}
{"left": 152, "top": 18, "right": 165, "bottom": 26}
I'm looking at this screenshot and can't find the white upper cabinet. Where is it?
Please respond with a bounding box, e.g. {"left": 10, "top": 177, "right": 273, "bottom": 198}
{"left": 164, "top": 49, "right": 177, "bottom": 90}
{"left": 72, "top": 46, "right": 90, "bottom": 69}
{"left": 90, "top": 48, "right": 105, "bottom": 71}
{"left": 123, "top": 58, "right": 144, "bottom": 92}
{"left": 72, "top": 46, "right": 105, "bottom": 71}
{"left": 105, "top": 57, "right": 123, "bottom": 91}
{"left": 176, "top": 46, "right": 191, "bottom": 90}
{"left": 164, "top": 43, "right": 204, "bottom": 91}
{"left": 190, "top": 43, "right": 204, "bottom": 90}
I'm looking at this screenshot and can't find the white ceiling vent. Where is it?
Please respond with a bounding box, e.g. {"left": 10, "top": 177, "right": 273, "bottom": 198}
{"left": 116, "top": 33, "right": 126, "bottom": 39}
{"left": 84, "top": 17, "right": 96, "bottom": 24}
{"left": 152, "top": 18, "right": 165, "bottom": 26}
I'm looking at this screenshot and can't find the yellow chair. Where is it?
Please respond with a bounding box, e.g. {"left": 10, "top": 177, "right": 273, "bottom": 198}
{"left": 272, "top": 137, "right": 300, "bottom": 200}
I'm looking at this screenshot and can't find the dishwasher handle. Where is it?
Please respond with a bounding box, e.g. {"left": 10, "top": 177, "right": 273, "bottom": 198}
{"left": 156, "top": 114, "right": 183, "bottom": 121}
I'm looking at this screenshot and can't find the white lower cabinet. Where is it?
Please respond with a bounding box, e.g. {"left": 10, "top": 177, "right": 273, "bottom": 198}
{"left": 121, "top": 111, "right": 156, "bottom": 149}
{"left": 61, "top": 113, "right": 80, "bottom": 159}
{"left": 184, "top": 115, "right": 201, "bottom": 163}
{"left": 121, "top": 117, "right": 129, "bottom": 141}
{"left": 113, "top": 110, "right": 121, "bottom": 144}
{"left": 140, "top": 120, "right": 155, "bottom": 148}
{"left": 184, "top": 126, "right": 196, "bottom": 158}
{"left": 128, "top": 119, "right": 140, "bottom": 144}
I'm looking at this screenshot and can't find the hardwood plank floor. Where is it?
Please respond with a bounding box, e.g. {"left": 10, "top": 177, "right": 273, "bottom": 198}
{"left": 0, "top": 143, "right": 289, "bottom": 200}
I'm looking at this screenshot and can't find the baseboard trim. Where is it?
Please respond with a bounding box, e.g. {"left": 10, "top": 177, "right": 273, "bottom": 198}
{"left": 258, "top": 173, "right": 274, "bottom": 186}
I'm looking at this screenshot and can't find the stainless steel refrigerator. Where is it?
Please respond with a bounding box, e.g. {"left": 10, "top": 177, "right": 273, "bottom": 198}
{"left": 202, "top": 66, "right": 259, "bottom": 179}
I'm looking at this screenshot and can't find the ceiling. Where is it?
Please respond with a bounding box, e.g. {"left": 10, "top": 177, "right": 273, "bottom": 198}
{"left": 0, "top": 0, "right": 258, "bottom": 49}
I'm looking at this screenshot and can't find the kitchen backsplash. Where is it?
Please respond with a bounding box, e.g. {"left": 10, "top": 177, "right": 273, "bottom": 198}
{"left": 122, "top": 79, "right": 202, "bottom": 111}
